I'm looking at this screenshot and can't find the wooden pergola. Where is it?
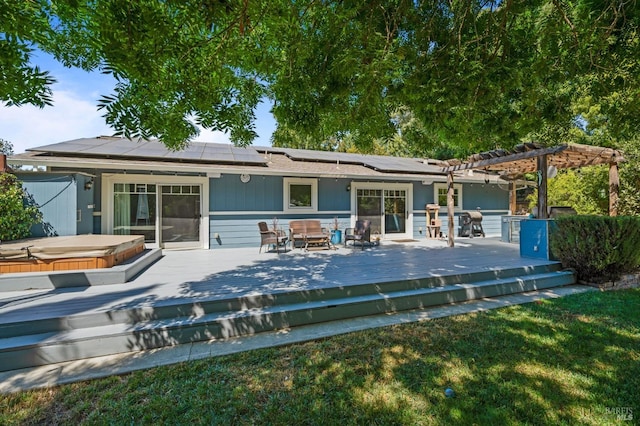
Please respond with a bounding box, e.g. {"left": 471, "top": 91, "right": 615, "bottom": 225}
{"left": 441, "top": 143, "right": 625, "bottom": 247}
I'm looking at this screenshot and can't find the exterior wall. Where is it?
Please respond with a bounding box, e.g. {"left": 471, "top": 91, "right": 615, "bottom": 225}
{"left": 93, "top": 174, "right": 103, "bottom": 234}
{"left": 76, "top": 175, "right": 94, "bottom": 235}
{"left": 411, "top": 182, "right": 508, "bottom": 240}
{"left": 15, "top": 169, "right": 508, "bottom": 248}
{"left": 210, "top": 175, "right": 509, "bottom": 248}
{"left": 210, "top": 174, "right": 283, "bottom": 211}
{"left": 318, "top": 179, "right": 351, "bottom": 211}
{"left": 462, "top": 182, "right": 509, "bottom": 211}
{"left": 17, "top": 173, "right": 78, "bottom": 237}
{"left": 209, "top": 174, "right": 352, "bottom": 249}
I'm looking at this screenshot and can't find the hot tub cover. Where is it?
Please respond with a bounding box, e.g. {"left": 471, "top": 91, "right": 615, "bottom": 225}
{"left": 0, "top": 235, "right": 145, "bottom": 260}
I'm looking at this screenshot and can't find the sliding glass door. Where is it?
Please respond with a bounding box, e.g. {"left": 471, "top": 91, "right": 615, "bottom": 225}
{"left": 353, "top": 183, "right": 412, "bottom": 240}
{"left": 113, "top": 183, "right": 157, "bottom": 243}
{"left": 160, "top": 185, "right": 201, "bottom": 248}
{"left": 384, "top": 189, "right": 407, "bottom": 235}
{"left": 111, "top": 181, "right": 202, "bottom": 248}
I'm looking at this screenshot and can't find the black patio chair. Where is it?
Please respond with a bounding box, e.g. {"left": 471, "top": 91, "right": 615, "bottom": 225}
{"left": 344, "top": 220, "right": 372, "bottom": 250}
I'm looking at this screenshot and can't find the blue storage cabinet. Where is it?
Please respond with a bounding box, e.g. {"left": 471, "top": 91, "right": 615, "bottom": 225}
{"left": 519, "top": 219, "right": 557, "bottom": 260}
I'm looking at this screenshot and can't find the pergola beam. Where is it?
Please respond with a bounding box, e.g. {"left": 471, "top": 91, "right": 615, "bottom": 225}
{"left": 442, "top": 143, "right": 625, "bottom": 218}
{"left": 442, "top": 145, "right": 568, "bottom": 173}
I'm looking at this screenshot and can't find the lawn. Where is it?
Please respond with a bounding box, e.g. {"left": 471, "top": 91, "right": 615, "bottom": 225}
{"left": 1, "top": 289, "right": 638, "bottom": 425}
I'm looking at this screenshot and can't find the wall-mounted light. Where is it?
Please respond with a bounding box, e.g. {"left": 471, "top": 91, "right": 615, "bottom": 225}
{"left": 346, "top": 185, "right": 351, "bottom": 192}
{"left": 84, "top": 177, "right": 94, "bottom": 191}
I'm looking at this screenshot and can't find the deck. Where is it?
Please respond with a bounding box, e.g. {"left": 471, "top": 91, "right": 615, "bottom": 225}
{"left": 0, "top": 236, "right": 581, "bottom": 378}
{"left": 0, "top": 238, "right": 559, "bottom": 324}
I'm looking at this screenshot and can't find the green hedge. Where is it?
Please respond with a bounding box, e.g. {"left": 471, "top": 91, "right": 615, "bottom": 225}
{"left": 550, "top": 215, "right": 640, "bottom": 282}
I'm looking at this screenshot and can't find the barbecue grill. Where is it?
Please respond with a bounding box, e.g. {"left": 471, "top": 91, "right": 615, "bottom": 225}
{"left": 458, "top": 210, "right": 485, "bottom": 237}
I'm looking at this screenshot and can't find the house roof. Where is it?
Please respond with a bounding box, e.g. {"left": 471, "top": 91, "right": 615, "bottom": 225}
{"left": 9, "top": 136, "right": 496, "bottom": 183}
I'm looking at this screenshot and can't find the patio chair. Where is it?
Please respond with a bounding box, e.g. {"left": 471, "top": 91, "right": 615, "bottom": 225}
{"left": 258, "top": 222, "right": 288, "bottom": 253}
{"left": 344, "top": 220, "right": 372, "bottom": 250}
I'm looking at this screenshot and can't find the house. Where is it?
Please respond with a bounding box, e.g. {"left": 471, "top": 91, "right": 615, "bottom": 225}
{"left": 8, "top": 136, "right": 511, "bottom": 249}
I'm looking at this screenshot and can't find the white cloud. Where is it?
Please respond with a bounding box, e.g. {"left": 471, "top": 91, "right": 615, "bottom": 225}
{"left": 0, "top": 93, "right": 236, "bottom": 153}
{"left": 1, "top": 51, "right": 275, "bottom": 153}
{"left": 193, "top": 128, "right": 232, "bottom": 144}
{"left": 1, "top": 91, "right": 113, "bottom": 154}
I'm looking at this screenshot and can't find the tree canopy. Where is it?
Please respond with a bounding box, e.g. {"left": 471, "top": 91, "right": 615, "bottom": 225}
{"left": 1, "top": 0, "right": 639, "bottom": 152}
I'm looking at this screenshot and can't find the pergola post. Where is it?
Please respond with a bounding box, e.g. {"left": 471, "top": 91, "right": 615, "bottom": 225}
{"left": 609, "top": 162, "right": 619, "bottom": 216}
{"left": 537, "top": 155, "right": 548, "bottom": 219}
{"left": 509, "top": 181, "right": 517, "bottom": 215}
{"left": 447, "top": 171, "right": 455, "bottom": 247}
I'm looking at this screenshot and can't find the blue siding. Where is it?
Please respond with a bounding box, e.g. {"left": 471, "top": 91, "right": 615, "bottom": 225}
{"left": 462, "top": 183, "right": 508, "bottom": 211}
{"left": 412, "top": 212, "right": 502, "bottom": 240}
{"left": 76, "top": 175, "right": 94, "bottom": 234}
{"left": 210, "top": 174, "right": 351, "bottom": 213}
{"left": 318, "top": 179, "right": 350, "bottom": 211}
{"left": 210, "top": 175, "right": 282, "bottom": 211}
{"left": 93, "top": 174, "right": 103, "bottom": 233}
{"left": 18, "top": 173, "right": 77, "bottom": 237}
{"left": 210, "top": 214, "right": 351, "bottom": 249}
{"left": 413, "top": 182, "right": 436, "bottom": 210}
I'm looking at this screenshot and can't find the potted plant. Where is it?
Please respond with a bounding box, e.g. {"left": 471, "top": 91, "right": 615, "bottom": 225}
{"left": 330, "top": 217, "right": 342, "bottom": 245}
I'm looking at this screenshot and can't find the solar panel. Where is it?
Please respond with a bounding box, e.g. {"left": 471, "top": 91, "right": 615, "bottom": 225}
{"left": 28, "top": 137, "right": 267, "bottom": 165}
{"left": 263, "top": 147, "right": 441, "bottom": 174}
{"left": 364, "top": 156, "right": 442, "bottom": 173}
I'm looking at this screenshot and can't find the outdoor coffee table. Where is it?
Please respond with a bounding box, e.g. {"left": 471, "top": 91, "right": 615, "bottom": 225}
{"left": 303, "top": 233, "right": 333, "bottom": 251}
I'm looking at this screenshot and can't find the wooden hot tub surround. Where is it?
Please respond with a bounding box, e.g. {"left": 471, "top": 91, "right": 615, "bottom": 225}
{"left": 0, "top": 235, "right": 145, "bottom": 274}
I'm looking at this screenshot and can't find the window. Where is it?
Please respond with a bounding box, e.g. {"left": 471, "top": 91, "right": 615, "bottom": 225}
{"left": 284, "top": 178, "right": 317, "bottom": 212}
{"left": 434, "top": 183, "right": 462, "bottom": 210}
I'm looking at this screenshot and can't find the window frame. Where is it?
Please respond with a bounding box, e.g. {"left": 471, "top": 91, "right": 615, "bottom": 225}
{"left": 434, "top": 183, "right": 463, "bottom": 211}
{"left": 283, "top": 177, "right": 318, "bottom": 213}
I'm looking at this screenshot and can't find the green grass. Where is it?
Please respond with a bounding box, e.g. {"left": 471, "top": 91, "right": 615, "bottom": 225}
{"left": 2, "top": 289, "right": 639, "bottom": 425}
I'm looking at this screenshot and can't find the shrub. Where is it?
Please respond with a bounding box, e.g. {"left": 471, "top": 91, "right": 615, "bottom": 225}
{"left": 550, "top": 215, "right": 640, "bottom": 282}
{"left": 0, "top": 173, "right": 42, "bottom": 241}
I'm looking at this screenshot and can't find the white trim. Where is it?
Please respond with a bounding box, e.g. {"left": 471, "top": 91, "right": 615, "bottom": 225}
{"left": 350, "top": 182, "right": 413, "bottom": 240}
{"left": 414, "top": 209, "right": 509, "bottom": 214}
{"left": 208, "top": 210, "right": 351, "bottom": 216}
{"left": 102, "top": 174, "right": 209, "bottom": 249}
{"left": 434, "top": 183, "right": 463, "bottom": 212}
{"left": 283, "top": 177, "right": 318, "bottom": 213}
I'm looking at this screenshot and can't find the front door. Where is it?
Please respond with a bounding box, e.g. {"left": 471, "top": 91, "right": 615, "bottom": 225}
{"left": 353, "top": 183, "right": 412, "bottom": 240}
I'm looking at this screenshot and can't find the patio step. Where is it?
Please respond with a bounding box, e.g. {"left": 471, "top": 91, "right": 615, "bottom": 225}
{"left": 0, "top": 264, "right": 575, "bottom": 372}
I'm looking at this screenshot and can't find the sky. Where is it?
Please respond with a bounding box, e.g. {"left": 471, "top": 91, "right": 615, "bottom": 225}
{"left": 0, "top": 51, "right": 277, "bottom": 154}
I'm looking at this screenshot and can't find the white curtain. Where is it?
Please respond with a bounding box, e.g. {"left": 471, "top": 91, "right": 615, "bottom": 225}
{"left": 114, "top": 193, "right": 131, "bottom": 235}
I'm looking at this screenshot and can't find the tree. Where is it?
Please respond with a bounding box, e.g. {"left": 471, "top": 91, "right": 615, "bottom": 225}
{"left": 618, "top": 136, "right": 640, "bottom": 216}
{"left": 0, "top": 173, "right": 42, "bottom": 241}
{"left": 1, "top": 1, "right": 639, "bottom": 151}
{"left": 0, "top": 138, "right": 14, "bottom": 155}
